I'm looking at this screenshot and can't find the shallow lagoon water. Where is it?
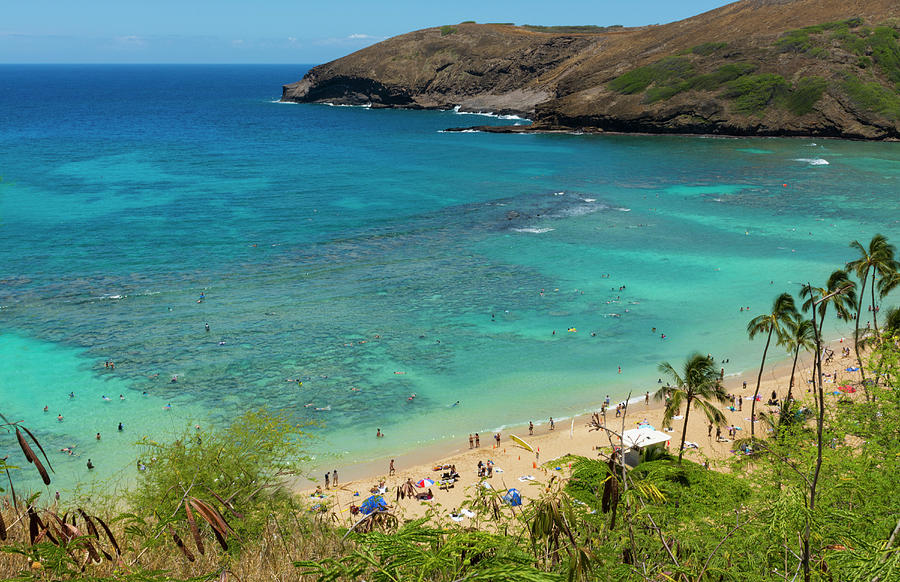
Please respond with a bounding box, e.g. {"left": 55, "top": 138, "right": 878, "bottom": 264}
{"left": 0, "top": 65, "right": 897, "bottom": 492}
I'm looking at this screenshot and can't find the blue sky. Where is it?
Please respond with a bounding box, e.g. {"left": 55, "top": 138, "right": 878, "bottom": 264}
{"left": 2, "top": 1, "right": 735, "bottom": 64}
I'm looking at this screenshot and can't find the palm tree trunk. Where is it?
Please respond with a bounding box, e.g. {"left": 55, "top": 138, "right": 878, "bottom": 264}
{"left": 871, "top": 270, "right": 880, "bottom": 340}
{"left": 751, "top": 329, "right": 773, "bottom": 439}
{"left": 854, "top": 267, "right": 870, "bottom": 395}
{"left": 678, "top": 394, "right": 693, "bottom": 464}
{"left": 787, "top": 347, "right": 800, "bottom": 402}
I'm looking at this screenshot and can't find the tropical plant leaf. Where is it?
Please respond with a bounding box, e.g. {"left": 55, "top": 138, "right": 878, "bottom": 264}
{"left": 184, "top": 499, "right": 205, "bottom": 555}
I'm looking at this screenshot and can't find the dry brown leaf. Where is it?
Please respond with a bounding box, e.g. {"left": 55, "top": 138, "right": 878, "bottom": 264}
{"left": 184, "top": 499, "right": 205, "bottom": 555}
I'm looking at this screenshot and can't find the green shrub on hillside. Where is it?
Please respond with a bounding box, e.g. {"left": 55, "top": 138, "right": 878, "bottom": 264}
{"left": 689, "top": 62, "right": 758, "bottom": 91}
{"left": 842, "top": 74, "right": 900, "bottom": 120}
{"left": 609, "top": 56, "right": 693, "bottom": 94}
{"left": 691, "top": 42, "right": 728, "bottom": 56}
{"left": 440, "top": 25, "right": 457, "bottom": 36}
{"left": 724, "top": 73, "right": 788, "bottom": 115}
{"left": 785, "top": 76, "right": 828, "bottom": 115}
{"left": 870, "top": 26, "right": 900, "bottom": 85}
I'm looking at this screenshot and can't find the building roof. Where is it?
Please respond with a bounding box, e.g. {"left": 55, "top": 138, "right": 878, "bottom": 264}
{"left": 621, "top": 428, "right": 671, "bottom": 450}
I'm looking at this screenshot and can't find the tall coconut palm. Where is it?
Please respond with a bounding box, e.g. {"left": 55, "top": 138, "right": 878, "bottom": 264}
{"left": 656, "top": 353, "right": 728, "bottom": 464}
{"left": 778, "top": 315, "right": 815, "bottom": 402}
{"left": 847, "top": 234, "right": 897, "bottom": 379}
{"left": 747, "top": 293, "right": 798, "bottom": 439}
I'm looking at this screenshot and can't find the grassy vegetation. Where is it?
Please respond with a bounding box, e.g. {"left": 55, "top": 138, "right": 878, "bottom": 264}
{"left": 439, "top": 25, "right": 457, "bottom": 36}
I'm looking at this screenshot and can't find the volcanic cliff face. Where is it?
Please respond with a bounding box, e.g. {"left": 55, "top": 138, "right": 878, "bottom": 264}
{"left": 282, "top": 0, "right": 900, "bottom": 139}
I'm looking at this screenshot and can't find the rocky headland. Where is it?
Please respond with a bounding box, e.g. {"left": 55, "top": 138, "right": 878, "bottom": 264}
{"left": 282, "top": 0, "right": 900, "bottom": 139}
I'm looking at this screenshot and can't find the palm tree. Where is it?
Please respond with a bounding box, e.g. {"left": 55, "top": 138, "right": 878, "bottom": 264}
{"left": 847, "top": 235, "right": 898, "bottom": 379}
{"left": 882, "top": 306, "right": 900, "bottom": 341}
{"left": 656, "top": 353, "right": 729, "bottom": 464}
{"left": 747, "top": 293, "right": 798, "bottom": 439}
{"left": 799, "top": 269, "right": 856, "bottom": 340}
{"left": 778, "top": 315, "right": 815, "bottom": 402}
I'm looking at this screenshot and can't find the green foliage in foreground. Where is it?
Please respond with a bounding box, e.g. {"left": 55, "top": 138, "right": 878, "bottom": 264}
{"left": 128, "top": 408, "right": 310, "bottom": 542}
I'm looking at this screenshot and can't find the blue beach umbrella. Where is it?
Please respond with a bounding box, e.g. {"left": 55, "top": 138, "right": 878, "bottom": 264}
{"left": 360, "top": 495, "right": 388, "bottom": 515}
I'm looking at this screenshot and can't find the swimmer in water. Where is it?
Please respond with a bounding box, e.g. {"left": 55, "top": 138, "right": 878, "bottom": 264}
{"left": 43, "top": 405, "right": 49, "bottom": 412}
{"left": 163, "top": 403, "right": 172, "bottom": 410}
{"left": 57, "top": 414, "right": 64, "bottom": 421}
{"left": 452, "top": 400, "right": 460, "bottom": 406}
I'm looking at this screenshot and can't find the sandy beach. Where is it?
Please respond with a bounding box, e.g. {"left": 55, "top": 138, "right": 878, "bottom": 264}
{"left": 297, "top": 337, "right": 860, "bottom": 523}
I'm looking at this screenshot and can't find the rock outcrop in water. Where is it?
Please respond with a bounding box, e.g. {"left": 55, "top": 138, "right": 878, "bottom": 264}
{"left": 282, "top": 0, "right": 900, "bottom": 140}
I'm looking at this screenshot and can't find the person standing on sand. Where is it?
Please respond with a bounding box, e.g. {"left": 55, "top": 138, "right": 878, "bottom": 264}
{"left": 324, "top": 471, "right": 330, "bottom": 489}
{"left": 494, "top": 433, "right": 500, "bottom": 447}
{"left": 549, "top": 417, "right": 555, "bottom": 430}
{"left": 389, "top": 459, "right": 395, "bottom": 476}
{"left": 475, "top": 433, "right": 480, "bottom": 447}
{"left": 707, "top": 423, "right": 713, "bottom": 437}
{"left": 529, "top": 421, "right": 534, "bottom": 435}
{"left": 645, "top": 391, "right": 649, "bottom": 405}
{"left": 468, "top": 434, "right": 473, "bottom": 449}
{"left": 332, "top": 469, "right": 338, "bottom": 487}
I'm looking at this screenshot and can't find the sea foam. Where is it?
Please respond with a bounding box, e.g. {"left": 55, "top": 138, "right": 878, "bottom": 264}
{"left": 793, "top": 158, "right": 829, "bottom": 165}
{"left": 451, "top": 105, "right": 530, "bottom": 121}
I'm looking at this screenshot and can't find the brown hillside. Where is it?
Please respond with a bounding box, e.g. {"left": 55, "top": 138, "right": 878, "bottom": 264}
{"left": 282, "top": 0, "right": 900, "bottom": 139}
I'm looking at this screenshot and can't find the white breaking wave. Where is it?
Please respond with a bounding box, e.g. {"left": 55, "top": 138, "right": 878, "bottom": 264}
{"left": 793, "top": 158, "right": 829, "bottom": 165}
{"left": 451, "top": 105, "right": 530, "bottom": 121}
{"left": 512, "top": 227, "right": 555, "bottom": 234}
{"left": 321, "top": 102, "right": 372, "bottom": 109}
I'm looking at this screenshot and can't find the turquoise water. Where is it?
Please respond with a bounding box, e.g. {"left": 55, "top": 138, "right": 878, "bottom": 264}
{"left": 1, "top": 65, "right": 898, "bottom": 492}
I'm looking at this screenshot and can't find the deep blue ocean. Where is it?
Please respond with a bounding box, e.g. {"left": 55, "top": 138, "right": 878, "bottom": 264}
{"left": 1, "top": 64, "right": 898, "bottom": 492}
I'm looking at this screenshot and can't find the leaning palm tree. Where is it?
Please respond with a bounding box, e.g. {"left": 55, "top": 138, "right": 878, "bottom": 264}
{"left": 747, "top": 293, "right": 798, "bottom": 439}
{"left": 847, "top": 234, "right": 897, "bottom": 379}
{"left": 656, "top": 353, "right": 729, "bottom": 464}
{"left": 799, "top": 269, "right": 857, "bottom": 340}
{"left": 778, "top": 315, "right": 815, "bottom": 402}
